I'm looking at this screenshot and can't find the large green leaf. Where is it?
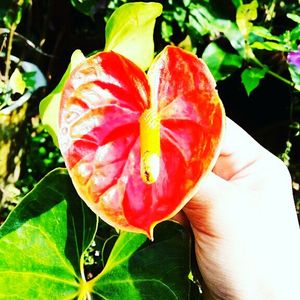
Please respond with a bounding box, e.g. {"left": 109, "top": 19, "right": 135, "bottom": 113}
{"left": 202, "top": 42, "right": 243, "bottom": 81}
{"left": 104, "top": 2, "right": 162, "bottom": 71}
{"left": 91, "top": 221, "right": 192, "bottom": 299}
{"left": 39, "top": 50, "right": 85, "bottom": 146}
{"left": 0, "top": 169, "right": 194, "bottom": 299}
{"left": 0, "top": 168, "right": 98, "bottom": 299}
{"left": 241, "top": 67, "right": 267, "bottom": 96}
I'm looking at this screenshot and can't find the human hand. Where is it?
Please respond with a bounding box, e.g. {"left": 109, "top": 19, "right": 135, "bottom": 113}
{"left": 183, "top": 118, "right": 300, "bottom": 300}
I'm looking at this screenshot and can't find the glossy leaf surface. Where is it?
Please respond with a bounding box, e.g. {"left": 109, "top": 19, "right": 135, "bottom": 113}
{"left": 0, "top": 168, "right": 98, "bottom": 299}
{"left": 91, "top": 221, "right": 192, "bottom": 299}
{"left": 0, "top": 168, "right": 193, "bottom": 299}
{"left": 59, "top": 46, "right": 224, "bottom": 237}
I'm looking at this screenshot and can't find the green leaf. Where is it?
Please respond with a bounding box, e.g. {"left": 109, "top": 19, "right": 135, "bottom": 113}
{"left": 188, "top": 4, "right": 216, "bottom": 37}
{"left": 90, "top": 221, "right": 192, "bottom": 299}
{"left": 104, "top": 2, "right": 163, "bottom": 71}
{"left": 0, "top": 169, "right": 193, "bottom": 299}
{"left": 39, "top": 50, "right": 85, "bottom": 146}
{"left": 202, "top": 42, "right": 243, "bottom": 81}
{"left": 291, "top": 25, "right": 300, "bottom": 43}
{"left": 0, "top": 168, "right": 98, "bottom": 299}
{"left": 251, "top": 26, "right": 280, "bottom": 42}
{"left": 236, "top": 0, "right": 258, "bottom": 38}
{"left": 241, "top": 67, "right": 267, "bottom": 96}
{"left": 231, "top": 0, "right": 243, "bottom": 8}
{"left": 287, "top": 13, "right": 300, "bottom": 24}
{"left": 216, "top": 20, "right": 245, "bottom": 56}
{"left": 250, "top": 41, "right": 289, "bottom": 52}
{"left": 161, "top": 20, "right": 173, "bottom": 42}
{"left": 9, "top": 68, "right": 26, "bottom": 94}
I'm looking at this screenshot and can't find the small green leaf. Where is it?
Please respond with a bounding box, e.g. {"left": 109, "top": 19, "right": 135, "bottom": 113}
{"left": 291, "top": 25, "right": 300, "bottom": 43}
{"left": 241, "top": 67, "right": 267, "bottom": 96}
{"left": 9, "top": 68, "right": 26, "bottom": 94}
{"left": 251, "top": 26, "right": 280, "bottom": 42}
{"left": 178, "top": 35, "right": 196, "bottom": 53}
{"left": 90, "top": 221, "right": 192, "bottom": 299}
{"left": 287, "top": 13, "right": 300, "bottom": 24}
{"left": 39, "top": 50, "right": 85, "bottom": 146}
{"left": 236, "top": 0, "right": 258, "bottom": 38}
{"left": 104, "top": 2, "right": 163, "bottom": 71}
{"left": 161, "top": 20, "right": 173, "bottom": 42}
{"left": 251, "top": 41, "right": 289, "bottom": 52}
{"left": 0, "top": 168, "right": 98, "bottom": 299}
{"left": 231, "top": 0, "right": 243, "bottom": 8}
{"left": 202, "top": 42, "right": 243, "bottom": 81}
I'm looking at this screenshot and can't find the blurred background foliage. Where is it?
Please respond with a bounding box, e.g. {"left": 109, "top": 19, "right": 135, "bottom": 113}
{"left": 0, "top": 0, "right": 299, "bottom": 223}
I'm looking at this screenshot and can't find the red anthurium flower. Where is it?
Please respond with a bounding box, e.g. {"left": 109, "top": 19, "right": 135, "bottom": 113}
{"left": 59, "top": 46, "right": 225, "bottom": 238}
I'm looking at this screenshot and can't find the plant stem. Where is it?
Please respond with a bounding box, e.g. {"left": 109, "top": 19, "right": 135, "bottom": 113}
{"left": 251, "top": 56, "right": 295, "bottom": 88}
{"left": 4, "top": 24, "right": 16, "bottom": 85}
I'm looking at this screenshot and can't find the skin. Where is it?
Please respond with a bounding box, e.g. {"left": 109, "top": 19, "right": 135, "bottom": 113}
{"left": 179, "top": 118, "right": 300, "bottom": 299}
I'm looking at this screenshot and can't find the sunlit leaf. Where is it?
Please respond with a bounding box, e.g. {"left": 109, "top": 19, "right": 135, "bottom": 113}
{"left": 236, "top": 0, "right": 258, "bottom": 38}
{"left": 241, "top": 67, "right": 267, "bottom": 96}
{"left": 251, "top": 26, "right": 280, "bottom": 42}
{"left": 9, "top": 68, "right": 26, "bottom": 94}
{"left": 202, "top": 42, "right": 243, "bottom": 81}
{"left": 251, "top": 41, "right": 289, "bottom": 52}
{"left": 0, "top": 168, "right": 98, "bottom": 299}
{"left": 39, "top": 50, "right": 85, "bottom": 146}
{"left": 105, "top": 2, "right": 162, "bottom": 71}
{"left": 0, "top": 168, "right": 194, "bottom": 299}
{"left": 287, "top": 13, "right": 300, "bottom": 24}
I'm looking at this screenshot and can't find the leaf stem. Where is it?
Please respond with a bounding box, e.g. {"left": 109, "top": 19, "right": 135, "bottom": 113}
{"left": 251, "top": 55, "right": 295, "bottom": 88}
{"left": 4, "top": 24, "right": 16, "bottom": 85}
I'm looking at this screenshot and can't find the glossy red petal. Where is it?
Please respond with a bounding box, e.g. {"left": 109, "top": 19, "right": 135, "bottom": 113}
{"left": 59, "top": 47, "right": 225, "bottom": 237}
{"left": 59, "top": 51, "right": 151, "bottom": 231}
{"left": 144, "top": 46, "right": 224, "bottom": 232}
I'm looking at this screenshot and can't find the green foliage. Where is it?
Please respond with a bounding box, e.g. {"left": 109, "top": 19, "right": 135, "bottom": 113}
{"left": 241, "top": 67, "right": 267, "bottom": 96}
{"left": 105, "top": 2, "right": 162, "bottom": 70}
{"left": 202, "top": 42, "right": 243, "bottom": 81}
{"left": 1, "top": 1, "right": 300, "bottom": 298}
{"left": 0, "top": 169, "right": 193, "bottom": 299}
{"left": 1, "top": 0, "right": 30, "bottom": 28}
